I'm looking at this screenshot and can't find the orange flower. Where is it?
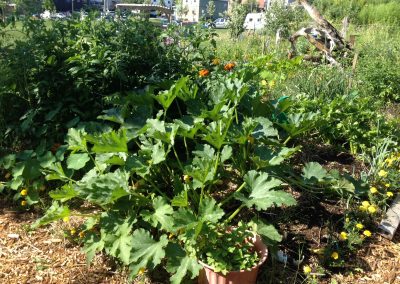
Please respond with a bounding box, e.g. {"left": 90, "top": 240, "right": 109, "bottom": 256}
{"left": 224, "top": 62, "right": 236, "bottom": 71}
{"left": 199, "top": 69, "right": 210, "bottom": 77}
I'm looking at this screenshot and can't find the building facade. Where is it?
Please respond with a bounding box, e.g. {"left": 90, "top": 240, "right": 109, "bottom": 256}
{"left": 54, "top": 0, "right": 86, "bottom": 11}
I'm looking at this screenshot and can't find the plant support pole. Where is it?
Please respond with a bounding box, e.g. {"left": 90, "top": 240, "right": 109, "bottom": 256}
{"left": 378, "top": 194, "right": 400, "bottom": 240}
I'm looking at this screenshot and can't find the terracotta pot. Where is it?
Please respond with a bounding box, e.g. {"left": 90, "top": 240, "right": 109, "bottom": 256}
{"left": 197, "top": 234, "right": 268, "bottom": 284}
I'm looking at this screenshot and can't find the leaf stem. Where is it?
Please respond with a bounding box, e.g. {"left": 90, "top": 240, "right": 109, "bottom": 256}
{"left": 172, "top": 146, "right": 184, "bottom": 171}
{"left": 219, "top": 181, "right": 246, "bottom": 207}
{"left": 225, "top": 204, "right": 245, "bottom": 223}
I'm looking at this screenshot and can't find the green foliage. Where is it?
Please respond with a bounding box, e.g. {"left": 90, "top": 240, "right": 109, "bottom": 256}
{"left": 227, "top": 4, "right": 247, "bottom": 39}
{"left": 264, "top": 2, "right": 304, "bottom": 39}
{"left": 358, "top": 1, "right": 400, "bottom": 24}
{"left": 3, "top": 57, "right": 306, "bottom": 281}
{"left": 0, "top": 16, "right": 216, "bottom": 147}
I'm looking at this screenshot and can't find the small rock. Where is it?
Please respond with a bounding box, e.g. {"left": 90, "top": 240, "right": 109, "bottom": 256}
{"left": 7, "top": 233, "right": 20, "bottom": 239}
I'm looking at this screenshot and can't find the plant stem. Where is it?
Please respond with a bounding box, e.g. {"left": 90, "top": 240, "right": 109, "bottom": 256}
{"left": 172, "top": 145, "right": 184, "bottom": 171}
{"left": 283, "top": 136, "right": 291, "bottom": 145}
{"left": 225, "top": 204, "right": 245, "bottom": 223}
{"left": 219, "top": 181, "right": 246, "bottom": 206}
{"left": 146, "top": 176, "right": 171, "bottom": 201}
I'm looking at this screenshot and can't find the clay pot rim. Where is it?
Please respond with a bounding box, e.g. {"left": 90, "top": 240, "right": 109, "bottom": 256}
{"left": 197, "top": 233, "right": 268, "bottom": 273}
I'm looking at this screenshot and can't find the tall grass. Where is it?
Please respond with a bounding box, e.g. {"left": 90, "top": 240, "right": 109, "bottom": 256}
{"left": 358, "top": 1, "right": 400, "bottom": 25}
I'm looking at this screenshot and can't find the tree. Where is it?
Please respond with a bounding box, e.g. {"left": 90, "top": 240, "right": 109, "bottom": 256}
{"left": 206, "top": 0, "right": 215, "bottom": 19}
{"left": 42, "top": 0, "right": 55, "bottom": 12}
{"left": 175, "top": 0, "right": 188, "bottom": 19}
{"left": 227, "top": 3, "right": 247, "bottom": 39}
{"left": 264, "top": 1, "right": 304, "bottom": 40}
{"left": 14, "top": 0, "right": 41, "bottom": 14}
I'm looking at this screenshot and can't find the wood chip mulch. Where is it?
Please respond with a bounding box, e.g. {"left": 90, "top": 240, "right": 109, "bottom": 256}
{"left": 1, "top": 204, "right": 400, "bottom": 284}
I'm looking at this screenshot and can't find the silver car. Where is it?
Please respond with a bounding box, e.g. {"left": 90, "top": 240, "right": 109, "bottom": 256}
{"left": 213, "top": 18, "right": 229, "bottom": 29}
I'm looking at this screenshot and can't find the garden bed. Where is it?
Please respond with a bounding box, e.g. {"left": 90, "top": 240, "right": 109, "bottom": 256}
{"left": 1, "top": 198, "right": 399, "bottom": 283}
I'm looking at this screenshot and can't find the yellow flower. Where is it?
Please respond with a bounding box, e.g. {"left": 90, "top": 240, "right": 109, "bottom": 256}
{"left": 199, "top": 69, "right": 210, "bottom": 77}
{"left": 269, "top": 80, "right": 276, "bottom": 88}
{"left": 339, "top": 232, "right": 348, "bottom": 240}
{"left": 20, "top": 189, "right": 28, "bottom": 196}
{"left": 378, "top": 170, "right": 388, "bottom": 178}
{"left": 359, "top": 200, "right": 370, "bottom": 211}
{"left": 63, "top": 216, "right": 70, "bottom": 223}
{"left": 79, "top": 231, "right": 85, "bottom": 238}
{"left": 368, "top": 205, "right": 377, "bottom": 214}
{"left": 183, "top": 175, "right": 191, "bottom": 184}
{"left": 345, "top": 217, "right": 350, "bottom": 223}
{"left": 385, "top": 158, "right": 394, "bottom": 167}
{"left": 331, "top": 251, "right": 339, "bottom": 260}
{"left": 138, "top": 267, "right": 146, "bottom": 275}
{"left": 387, "top": 191, "right": 394, "bottom": 197}
{"left": 70, "top": 228, "right": 76, "bottom": 235}
{"left": 303, "top": 265, "right": 312, "bottom": 274}
{"left": 261, "top": 79, "right": 268, "bottom": 86}
{"left": 363, "top": 230, "right": 372, "bottom": 237}
{"left": 21, "top": 200, "right": 27, "bottom": 206}
{"left": 212, "top": 58, "right": 220, "bottom": 65}
{"left": 369, "top": 187, "right": 378, "bottom": 194}
{"left": 356, "top": 223, "right": 364, "bottom": 229}
{"left": 168, "top": 233, "right": 175, "bottom": 239}
{"left": 385, "top": 183, "right": 390, "bottom": 187}
{"left": 362, "top": 201, "right": 370, "bottom": 207}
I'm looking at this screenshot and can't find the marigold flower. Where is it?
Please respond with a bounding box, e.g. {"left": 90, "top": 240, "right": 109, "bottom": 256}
{"left": 387, "top": 191, "right": 394, "bottom": 197}
{"left": 385, "top": 183, "right": 390, "bottom": 187}
{"left": 21, "top": 200, "right": 27, "bottom": 206}
{"left": 331, "top": 251, "right": 339, "bottom": 260}
{"left": 212, "top": 58, "right": 220, "bottom": 65}
{"left": 224, "top": 62, "right": 235, "bottom": 71}
{"left": 368, "top": 205, "right": 376, "bottom": 214}
{"left": 79, "top": 231, "right": 85, "bottom": 238}
{"left": 378, "top": 169, "right": 388, "bottom": 178}
{"left": 356, "top": 223, "right": 364, "bottom": 229}
{"left": 20, "top": 189, "right": 28, "bottom": 196}
{"left": 303, "top": 265, "right": 312, "bottom": 274}
{"left": 63, "top": 217, "right": 70, "bottom": 223}
{"left": 70, "top": 228, "right": 76, "bottom": 235}
{"left": 199, "top": 69, "right": 210, "bottom": 77}
{"left": 339, "top": 232, "right": 348, "bottom": 240}
{"left": 363, "top": 230, "right": 372, "bottom": 237}
{"left": 370, "top": 187, "right": 378, "bottom": 194}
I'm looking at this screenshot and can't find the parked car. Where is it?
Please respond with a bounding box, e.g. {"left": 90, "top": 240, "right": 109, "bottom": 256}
{"left": 211, "top": 18, "right": 229, "bottom": 29}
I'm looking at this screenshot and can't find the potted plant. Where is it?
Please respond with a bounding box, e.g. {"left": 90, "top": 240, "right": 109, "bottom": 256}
{"left": 29, "top": 58, "right": 298, "bottom": 283}
{"left": 197, "top": 222, "right": 268, "bottom": 284}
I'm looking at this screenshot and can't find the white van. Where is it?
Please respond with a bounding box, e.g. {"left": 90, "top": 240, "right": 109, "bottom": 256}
{"left": 243, "top": 13, "right": 266, "bottom": 30}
